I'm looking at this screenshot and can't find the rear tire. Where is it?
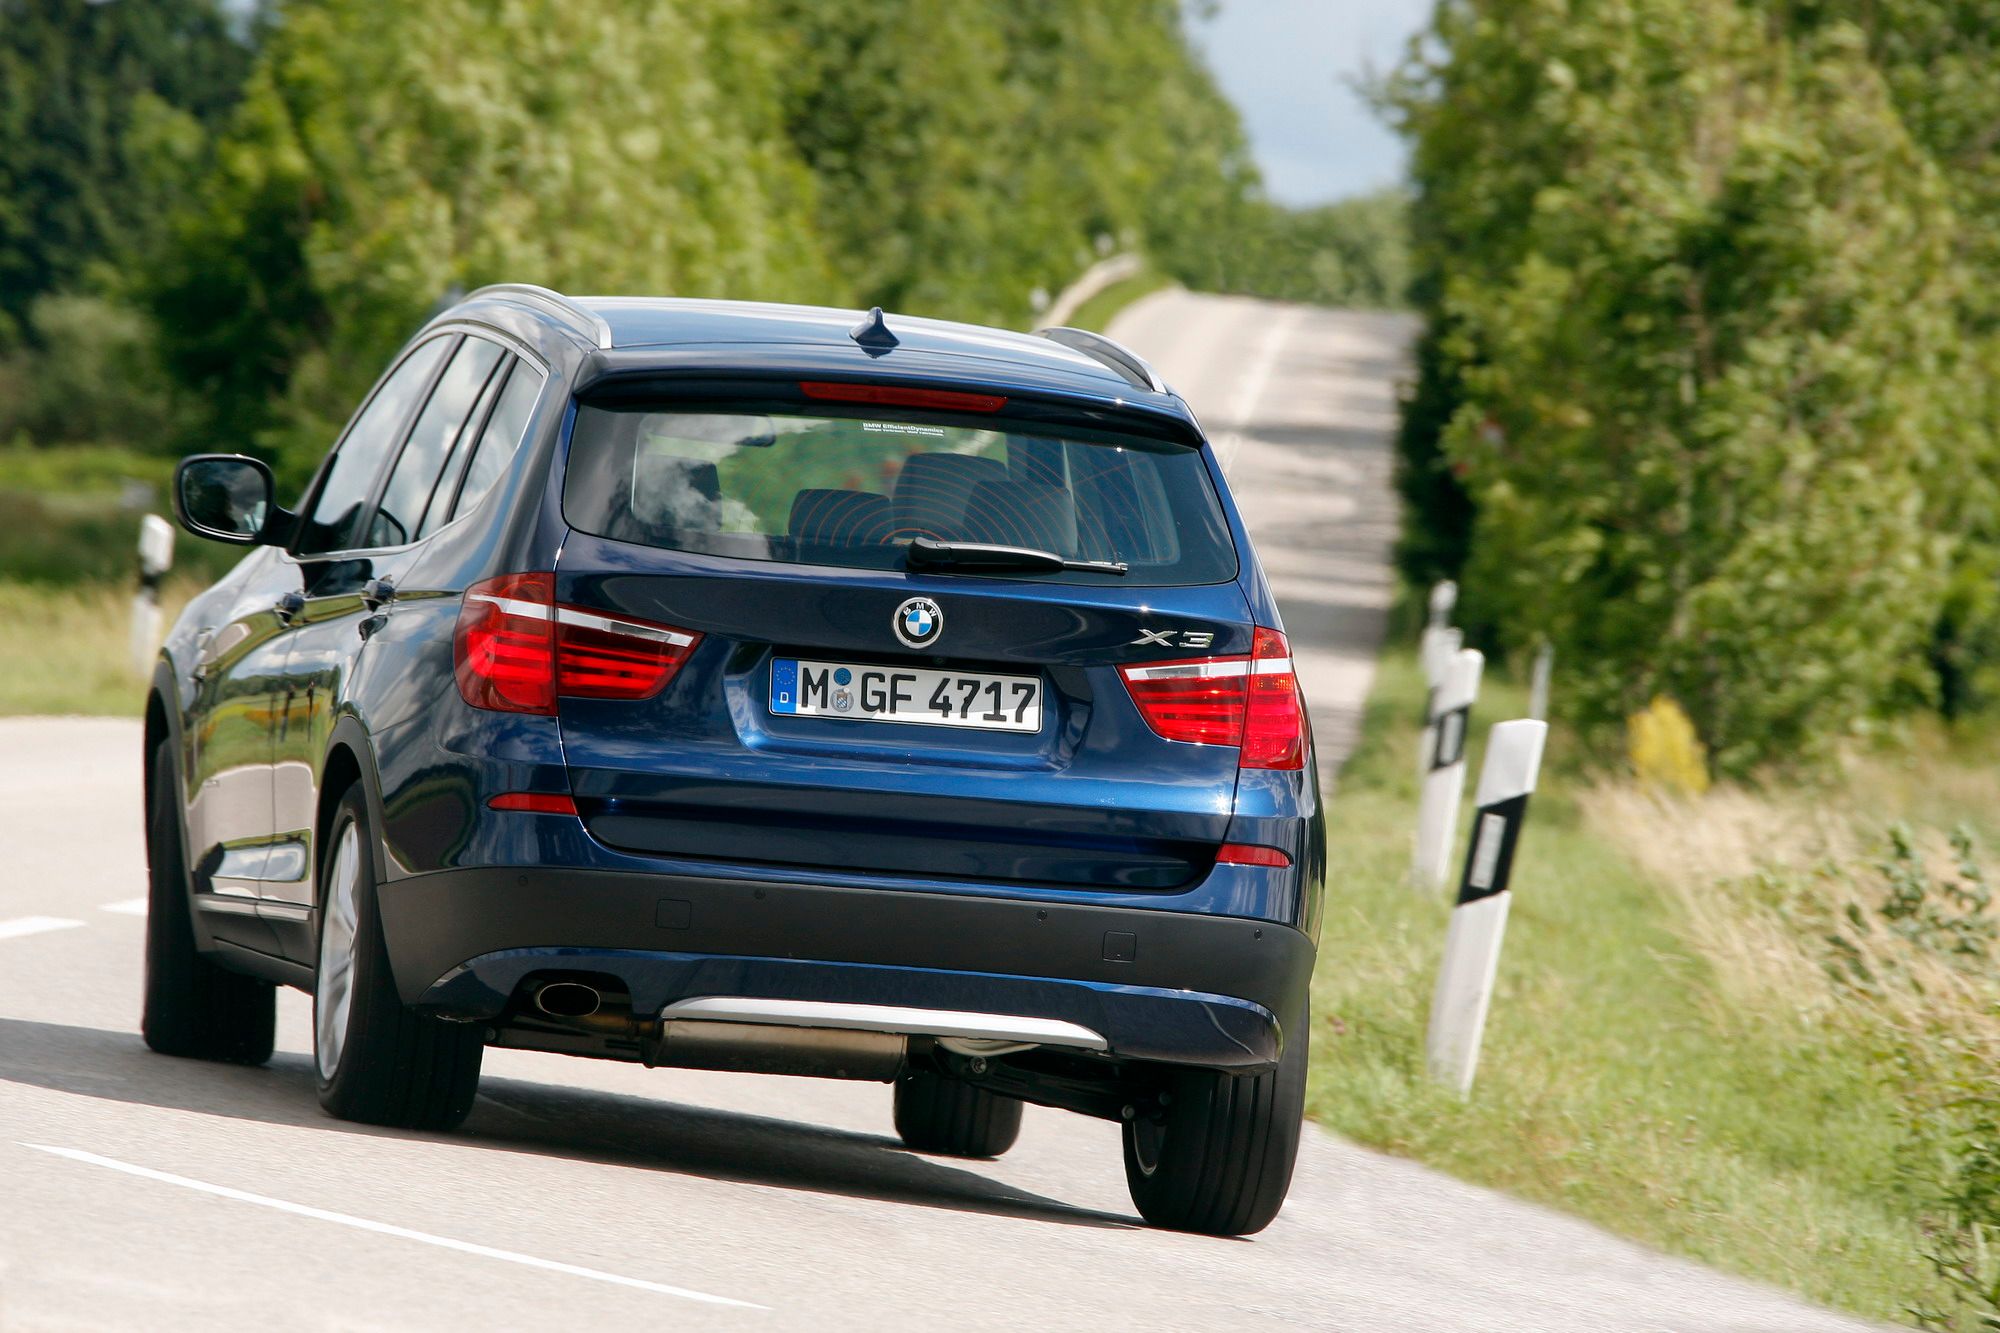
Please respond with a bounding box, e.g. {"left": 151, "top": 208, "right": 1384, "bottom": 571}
{"left": 142, "top": 738, "right": 275, "bottom": 1064}
{"left": 313, "top": 784, "right": 482, "bottom": 1130}
{"left": 893, "top": 1069, "right": 1023, "bottom": 1158}
{"left": 1122, "top": 1003, "right": 1308, "bottom": 1236}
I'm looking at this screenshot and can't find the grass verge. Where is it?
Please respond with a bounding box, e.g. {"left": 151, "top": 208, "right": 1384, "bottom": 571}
{"left": 0, "top": 579, "right": 199, "bottom": 716}
{"left": 1305, "top": 649, "right": 1966, "bottom": 1325}
{"left": 1064, "top": 265, "right": 1174, "bottom": 333}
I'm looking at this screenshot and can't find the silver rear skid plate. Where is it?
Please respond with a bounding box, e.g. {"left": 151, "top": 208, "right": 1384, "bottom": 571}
{"left": 656, "top": 997, "right": 1108, "bottom": 1052}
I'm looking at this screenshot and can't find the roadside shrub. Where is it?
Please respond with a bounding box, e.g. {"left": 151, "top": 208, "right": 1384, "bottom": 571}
{"left": 0, "top": 294, "right": 187, "bottom": 449}
{"left": 1627, "top": 697, "right": 1710, "bottom": 796}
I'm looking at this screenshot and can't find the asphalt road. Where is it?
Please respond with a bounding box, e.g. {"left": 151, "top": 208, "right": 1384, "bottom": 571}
{"left": 0, "top": 292, "right": 1882, "bottom": 1331}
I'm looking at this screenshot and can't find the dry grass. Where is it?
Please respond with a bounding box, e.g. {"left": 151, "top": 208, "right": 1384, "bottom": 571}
{"left": 1579, "top": 782, "right": 1853, "bottom": 1020}
{"left": 0, "top": 579, "right": 197, "bottom": 716}
{"left": 1580, "top": 780, "right": 2000, "bottom": 1056}
{"left": 1307, "top": 651, "right": 1945, "bottom": 1322}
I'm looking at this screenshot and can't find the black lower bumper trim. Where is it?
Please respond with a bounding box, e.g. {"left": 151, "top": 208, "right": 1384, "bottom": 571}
{"left": 376, "top": 867, "right": 1314, "bottom": 1070}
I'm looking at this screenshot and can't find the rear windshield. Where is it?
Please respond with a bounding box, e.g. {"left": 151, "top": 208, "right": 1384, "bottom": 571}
{"left": 561, "top": 404, "right": 1238, "bottom": 586}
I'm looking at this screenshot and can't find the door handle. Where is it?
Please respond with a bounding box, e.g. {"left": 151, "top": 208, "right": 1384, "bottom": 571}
{"left": 275, "top": 591, "right": 306, "bottom": 624}
{"left": 190, "top": 629, "right": 216, "bottom": 685}
{"left": 361, "top": 578, "right": 396, "bottom": 612}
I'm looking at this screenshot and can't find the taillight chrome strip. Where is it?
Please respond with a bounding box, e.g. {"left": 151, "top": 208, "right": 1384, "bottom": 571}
{"left": 553, "top": 606, "right": 697, "bottom": 646}
{"left": 465, "top": 592, "right": 549, "bottom": 620}
{"left": 464, "top": 592, "right": 696, "bottom": 647}
{"left": 1121, "top": 656, "right": 1294, "bottom": 682}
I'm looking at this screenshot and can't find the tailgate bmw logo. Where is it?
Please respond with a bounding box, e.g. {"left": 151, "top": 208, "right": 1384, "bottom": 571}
{"left": 894, "top": 597, "right": 943, "bottom": 649}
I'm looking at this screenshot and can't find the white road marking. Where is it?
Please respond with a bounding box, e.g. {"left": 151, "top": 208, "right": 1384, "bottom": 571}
{"left": 1218, "top": 304, "right": 1307, "bottom": 474}
{"left": 0, "top": 916, "right": 85, "bottom": 941}
{"left": 100, "top": 898, "right": 148, "bottom": 916}
{"left": 22, "top": 1144, "right": 766, "bottom": 1311}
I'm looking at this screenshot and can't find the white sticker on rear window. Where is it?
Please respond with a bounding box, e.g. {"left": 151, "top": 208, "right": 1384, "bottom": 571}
{"left": 861, "top": 422, "right": 946, "bottom": 438}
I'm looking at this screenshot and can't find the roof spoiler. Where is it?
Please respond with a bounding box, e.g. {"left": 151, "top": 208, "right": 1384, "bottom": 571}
{"left": 1036, "top": 326, "right": 1167, "bottom": 394}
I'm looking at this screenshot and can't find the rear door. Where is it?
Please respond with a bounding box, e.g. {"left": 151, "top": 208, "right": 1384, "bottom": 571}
{"left": 263, "top": 333, "right": 496, "bottom": 941}
{"left": 550, "top": 389, "right": 1253, "bottom": 893}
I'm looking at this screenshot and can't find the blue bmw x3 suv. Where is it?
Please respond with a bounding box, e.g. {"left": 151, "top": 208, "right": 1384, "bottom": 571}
{"left": 148, "top": 287, "right": 1322, "bottom": 1235}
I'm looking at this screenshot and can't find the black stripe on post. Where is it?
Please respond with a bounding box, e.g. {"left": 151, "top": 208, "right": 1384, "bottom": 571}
{"left": 1456, "top": 793, "right": 1530, "bottom": 906}
{"left": 1431, "top": 705, "right": 1469, "bottom": 771}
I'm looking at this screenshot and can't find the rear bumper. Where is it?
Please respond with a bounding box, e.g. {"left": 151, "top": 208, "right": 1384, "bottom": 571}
{"left": 378, "top": 866, "right": 1314, "bottom": 1071}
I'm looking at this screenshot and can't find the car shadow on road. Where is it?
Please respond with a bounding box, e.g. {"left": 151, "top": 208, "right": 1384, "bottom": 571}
{"left": 0, "top": 1016, "right": 1140, "bottom": 1232}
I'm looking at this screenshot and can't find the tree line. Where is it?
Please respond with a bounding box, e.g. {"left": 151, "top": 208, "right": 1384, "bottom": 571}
{"left": 1391, "top": 0, "right": 2000, "bottom": 770}
{"left": 0, "top": 0, "right": 1409, "bottom": 498}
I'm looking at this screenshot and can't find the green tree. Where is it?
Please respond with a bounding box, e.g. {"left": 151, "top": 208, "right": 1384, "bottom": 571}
{"left": 1392, "top": 1, "right": 1969, "bottom": 768}
{"left": 148, "top": 0, "right": 1255, "bottom": 485}
{"left": 0, "top": 0, "right": 251, "bottom": 342}
{"left": 149, "top": 0, "right": 840, "bottom": 481}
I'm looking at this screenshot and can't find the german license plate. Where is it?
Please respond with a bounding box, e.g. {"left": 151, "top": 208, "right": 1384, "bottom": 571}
{"left": 769, "top": 658, "right": 1042, "bottom": 732}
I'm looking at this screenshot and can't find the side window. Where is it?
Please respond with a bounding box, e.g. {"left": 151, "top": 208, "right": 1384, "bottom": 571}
{"left": 365, "top": 336, "right": 505, "bottom": 548}
{"left": 417, "top": 357, "right": 506, "bottom": 540}
{"left": 296, "top": 337, "right": 452, "bottom": 556}
{"left": 449, "top": 361, "right": 546, "bottom": 524}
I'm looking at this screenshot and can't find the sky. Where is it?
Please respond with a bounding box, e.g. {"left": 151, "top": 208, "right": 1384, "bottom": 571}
{"left": 1186, "top": 0, "right": 1436, "bottom": 207}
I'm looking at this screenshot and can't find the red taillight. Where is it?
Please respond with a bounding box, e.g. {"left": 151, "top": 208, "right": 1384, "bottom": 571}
{"left": 554, "top": 604, "right": 701, "bottom": 700}
{"left": 1241, "top": 627, "right": 1305, "bottom": 770}
{"left": 1217, "top": 842, "right": 1292, "bottom": 868}
{"left": 454, "top": 574, "right": 702, "bottom": 715}
{"left": 799, "top": 380, "right": 1008, "bottom": 413}
{"left": 1118, "top": 626, "right": 1305, "bottom": 771}
{"left": 455, "top": 572, "right": 556, "bottom": 713}
{"left": 487, "top": 792, "right": 578, "bottom": 815}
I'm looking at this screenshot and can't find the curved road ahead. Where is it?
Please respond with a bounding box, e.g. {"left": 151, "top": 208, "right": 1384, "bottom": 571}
{"left": 0, "top": 292, "right": 1877, "bottom": 1330}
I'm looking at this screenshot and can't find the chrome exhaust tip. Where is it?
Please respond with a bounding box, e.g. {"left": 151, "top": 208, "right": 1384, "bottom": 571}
{"left": 533, "top": 981, "right": 602, "bottom": 1019}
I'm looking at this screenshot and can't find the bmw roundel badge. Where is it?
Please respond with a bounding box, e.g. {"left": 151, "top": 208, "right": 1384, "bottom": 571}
{"left": 893, "top": 596, "right": 943, "bottom": 650}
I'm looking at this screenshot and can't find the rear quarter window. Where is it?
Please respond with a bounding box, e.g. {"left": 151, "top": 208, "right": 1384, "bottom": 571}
{"left": 562, "top": 402, "right": 1237, "bottom": 587}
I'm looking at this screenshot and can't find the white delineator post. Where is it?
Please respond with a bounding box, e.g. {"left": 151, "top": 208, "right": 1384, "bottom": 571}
{"left": 1415, "top": 580, "right": 1461, "bottom": 775}
{"left": 1412, "top": 647, "right": 1482, "bottom": 891}
{"left": 1427, "top": 579, "right": 1458, "bottom": 630}
{"left": 1528, "top": 640, "right": 1554, "bottom": 723}
{"left": 1426, "top": 718, "right": 1548, "bottom": 1096}
{"left": 1416, "top": 624, "right": 1462, "bottom": 780}
{"left": 131, "top": 514, "right": 174, "bottom": 677}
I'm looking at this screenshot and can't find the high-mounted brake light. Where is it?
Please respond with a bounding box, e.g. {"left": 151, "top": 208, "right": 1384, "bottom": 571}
{"left": 454, "top": 573, "right": 702, "bottom": 715}
{"left": 1118, "top": 627, "right": 1305, "bottom": 771}
{"left": 799, "top": 381, "right": 1008, "bottom": 413}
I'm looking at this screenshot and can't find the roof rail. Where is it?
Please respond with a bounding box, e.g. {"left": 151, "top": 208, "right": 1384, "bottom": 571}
{"left": 1036, "top": 326, "right": 1167, "bottom": 394}
{"left": 463, "top": 283, "right": 614, "bottom": 351}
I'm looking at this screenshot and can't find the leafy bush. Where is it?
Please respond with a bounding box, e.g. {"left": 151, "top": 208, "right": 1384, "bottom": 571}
{"left": 1627, "top": 696, "right": 1710, "bottom": 795}
{"left": 0, "top": 294, "right": 188, "bottom": 448}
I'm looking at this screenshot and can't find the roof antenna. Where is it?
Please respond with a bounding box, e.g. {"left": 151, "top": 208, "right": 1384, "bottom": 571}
{"left": 849, "top": 306, "right": 899, "bottom": 355}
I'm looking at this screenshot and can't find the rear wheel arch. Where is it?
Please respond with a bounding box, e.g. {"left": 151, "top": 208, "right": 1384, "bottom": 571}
{"left": 315, "top": 734, "right": 371, "bottom": 889}
{"left": 316, "top": 716, "right": 397, "bottom": 909}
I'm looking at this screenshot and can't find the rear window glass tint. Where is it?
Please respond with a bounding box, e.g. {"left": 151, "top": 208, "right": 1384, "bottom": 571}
{"left": 562, "top": 405, "right": 1236, "bottom": 586}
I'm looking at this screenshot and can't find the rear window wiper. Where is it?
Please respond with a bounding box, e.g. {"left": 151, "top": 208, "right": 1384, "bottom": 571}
{"left": 906, "top": 537, "right": 1128, "bottom": 576}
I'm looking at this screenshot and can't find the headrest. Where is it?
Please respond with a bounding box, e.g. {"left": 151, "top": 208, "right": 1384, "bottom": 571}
{"left": 788, "top": 489, "right": 894, "bottom": 547}
{"left": 961, "top": 479, "right": 1079, "bottom": 555}
{"left": 890, "top": 453, "right": 1006, "bottom": 540}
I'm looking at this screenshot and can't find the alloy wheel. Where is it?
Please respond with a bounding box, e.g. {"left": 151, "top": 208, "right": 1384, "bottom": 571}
{"left": 314, "top": 821, "right": 362, "bottom": 1080}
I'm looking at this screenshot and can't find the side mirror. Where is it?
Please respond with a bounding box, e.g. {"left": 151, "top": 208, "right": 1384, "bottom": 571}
{"left": 173, "top": 454, "right": 284, "bottom": 546}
